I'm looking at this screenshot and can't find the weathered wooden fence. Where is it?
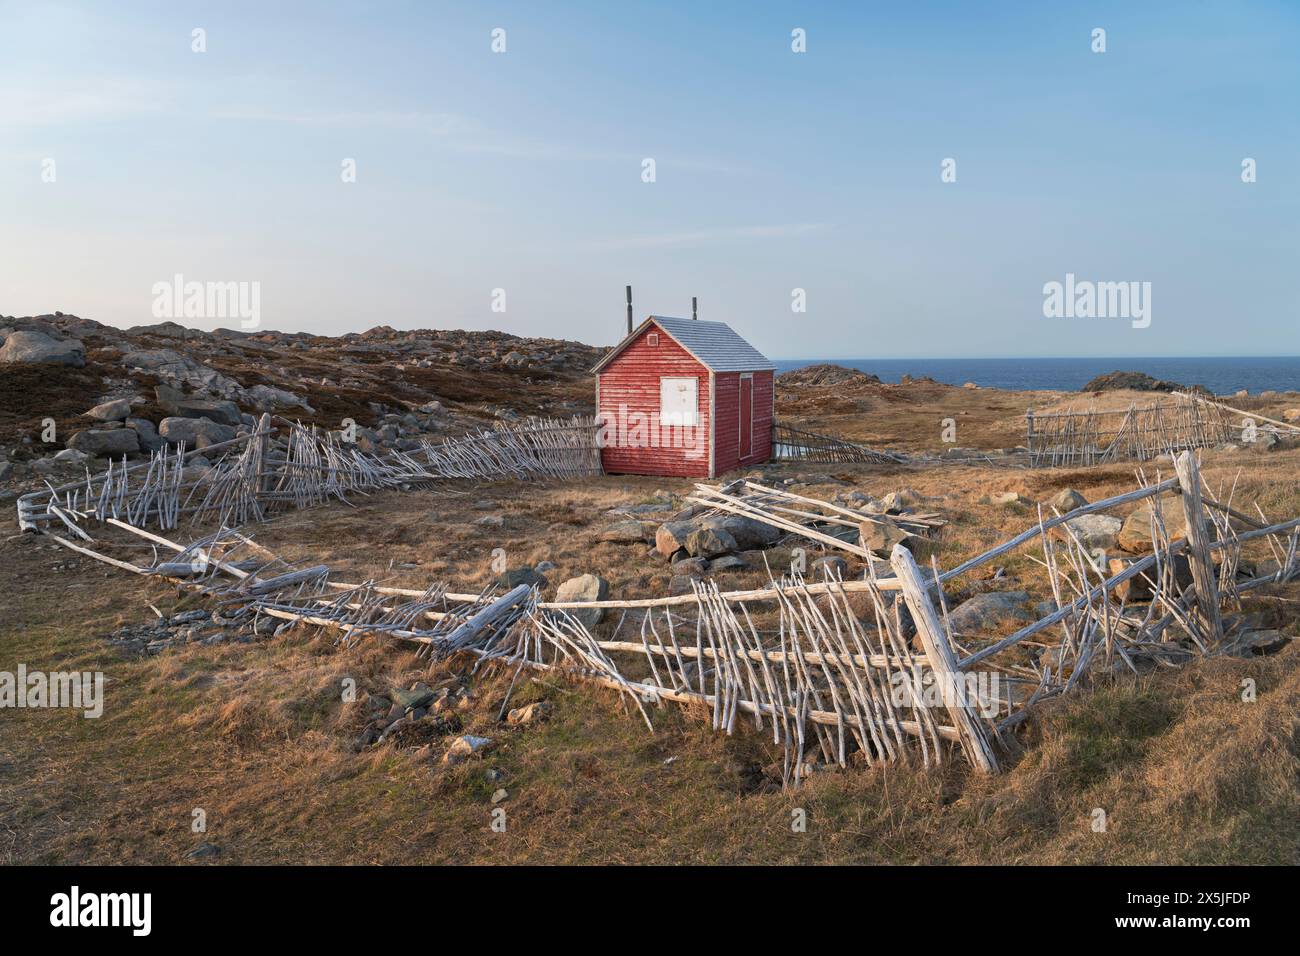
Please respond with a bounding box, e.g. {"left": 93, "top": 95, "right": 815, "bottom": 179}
{"left": 16, "top": 414, "right": 603, "bottom": 534}
{"left": 772, "top": 422, "right": 905, "bottom": 464}
{"left": 1026, "top": 394, "right": 1236, "bottom": 467}
{"left": 28, "top": 444, "right": 1298, "bottom": 786}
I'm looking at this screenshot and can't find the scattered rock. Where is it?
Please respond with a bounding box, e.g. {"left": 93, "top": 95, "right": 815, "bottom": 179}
{"left": 392, "top": 684, "right": 437, "bottom": 711}
{"left": 809, "top": 555, "right": 849, "bottom": 578}
{"left": 1064, "top": 514, "right": 1122, "bottom": 551}
{"left": 670, "top": 556, "right": 708, "bottom": 576}
{"left": 67, "top": 428, "right": 140, "bottom": 457}
{"left": 443, "top": 734, "right": 494, "bottom": 765}
{"left": 554, "top": 573, "right": 608, "bottom": 628}
{"left": 185, "top": 841, "right": 220, "bottom": 861}
{"left": 506, "top": 701, "right": 553, "bottom": 725}
{"left": 125, "top": 417, "right": 164, "bottom": 452}
{"left": 669, "top": 574, "right": 701, "bottom": 596}
{"left": 946, "top": 591, "right": 1033, "bottom": 633}
{"left": 857, "top": 518, "right": 913, "bottom": 554}
{"left": 1229, "top": 629, "right": 1291, "bottom": 657}
{"left": 1108, "top": 554, "right": 1192, "bottom": 603}
{"left": 655, "top": 520, "right": 695, "bottom": 558}
{"left": 706, "top": 515, "right": 782, "bottom": 550}
{"left": 707, "top": 554, "right": 748, "bottom": 572}
{"left": 156, "top": 389, "right": 242, "bottom": 427}
{"left": 992, "top": 491, "right": 1031, "bottom": 506}
{"left": 1117, "top": 497, "right": 1204, "bottom": 553}
{"left": 880, "top": 490, "right": 919, "bottom": 512}
{"left": 84, "top": 398, "right": 132, "bottom": 421}
{"left": 686, "top": 526, "right": 739, "bottom": 558}
{"left": 499, "top": 566, "right": 548, "bottom": 590}
{"left": 158, "top": 416, "right": 236, "bottom": 449}
{"left": 1050, "top": 488, "right": 1088, "bottom": 512}
{"left": 491, "top": 788, "right": 509, "bottom": 804}
{"left": 53, "top": 448, "right": 89, "bottom": 464}
{"left": 475, "top": 514, "right": 504, "bottom": 528}
{"left": 601, "top": 519, "right": 653, "bottom": 543}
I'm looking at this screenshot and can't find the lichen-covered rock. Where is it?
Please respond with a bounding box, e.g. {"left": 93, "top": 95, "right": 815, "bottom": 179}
{"left": 0, "top": 330, "right": 85, "bottom": 366}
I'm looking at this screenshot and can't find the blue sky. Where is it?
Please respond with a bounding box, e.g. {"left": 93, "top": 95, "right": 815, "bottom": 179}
{"left": 2, "top": 1, "right": 1296, "bottom": 358}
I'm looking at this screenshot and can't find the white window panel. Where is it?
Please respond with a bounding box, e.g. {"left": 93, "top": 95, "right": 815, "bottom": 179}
{"left": 660, "top": 376, "right": 698, "bottom": 426}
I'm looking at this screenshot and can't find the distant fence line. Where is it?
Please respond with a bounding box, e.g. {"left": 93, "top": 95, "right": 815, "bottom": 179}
{"left": 1025, "top": 394, "right": 1240, "bottom": 467}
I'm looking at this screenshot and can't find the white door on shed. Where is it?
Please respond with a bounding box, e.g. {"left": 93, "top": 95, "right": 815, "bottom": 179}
{"left": 659, "top": 376, "right": 699, "bottom": 426}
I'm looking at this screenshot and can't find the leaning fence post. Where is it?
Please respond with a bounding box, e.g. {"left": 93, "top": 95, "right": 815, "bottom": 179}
{"left": 1025, "top": 408, "right": 1035, "bottom": 466}
{"left": 255, "top": 412, "right": 273, "bottom": 496}
{"left": 890, "top": 544, "right": 999, "bottom": 773}
{"left": 1173, "top": 450, "right": 1224, "bottom": 645}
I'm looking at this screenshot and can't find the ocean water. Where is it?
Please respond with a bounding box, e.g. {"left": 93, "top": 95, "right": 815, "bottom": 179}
{"left": 772, "top": 357, "right": 1300, "bottom": 395}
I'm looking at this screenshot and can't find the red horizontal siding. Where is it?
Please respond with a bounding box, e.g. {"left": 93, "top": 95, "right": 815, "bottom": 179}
{"left": 597, "top": 325, "right": 712, "bottom": 478}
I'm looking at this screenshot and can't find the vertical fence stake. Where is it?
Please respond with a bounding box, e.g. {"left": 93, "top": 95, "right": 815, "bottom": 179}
{"left": 1173, "top": 450, "right": 1224, "bottom": 645}
{"left": 890, "top": 544, "right": 999, "bottom": 772}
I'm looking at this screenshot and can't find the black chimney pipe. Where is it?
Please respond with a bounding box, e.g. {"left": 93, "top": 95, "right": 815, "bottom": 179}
{"left": 626, "top": 285, "right": 633, "bottom": 335}
{"left": 692, "top": 296, "right": 698, "bottom": 321}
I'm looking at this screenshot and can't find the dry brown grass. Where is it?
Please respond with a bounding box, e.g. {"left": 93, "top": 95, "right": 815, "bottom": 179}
{"left": 2, "top": 434, "right": 1298, "bottom": 864}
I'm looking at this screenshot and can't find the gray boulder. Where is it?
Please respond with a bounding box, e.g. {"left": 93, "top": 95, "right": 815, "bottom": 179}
{"left": 655, "top": 520, "right": 695, "bottom": 558}
{"left": 858, "top": 518, "right": 913, "bottom": 554}
{"left": 155, "top": 386, "right": 242, "bottom": 427}
{"left": 669, "top": 574, "right": 701, "bottom": 596}
{"left": 244, "top": 384, "right": 312, "bottom": 412}
{"left": 686, "top": 526, "right": 738, "bottom": 558}
{"left": 67, "top": 428, "right": 140, "bottom": 457}
{"left": 1064, "top": 514, "right": 1122, "bottom": 551}
{"left": 707, "top": 554, "right": 748, "bottom": 572}
{"left": 1050, "top": 488, "right": 1088, "bottom": 512}
{"left": 707, "top": 515, "right": 782, "bottom": 550}
{"left": 498, "top": 567, "right": 548, "bottom": 591}
{"left": 84, "top": 398, "right": 132, "bottom": 421}
{"left": 810, "top": 555, "right": 849, "bottom": 578}
{"left": 600, "top": 519, "right": 653, "bottom": 542}
{"left": 126, "top": 418, "right": 164, "bottom": 452}
{"left": 0, "top": 330, "right": 85, "bottom": 366}
{"left": 947, "top": 591, "right": 1033, "bottom": 634}
{"left": 554, "top": 573, "right": 608, "bottom": 628}
{"left": 670, "top": 556, "right": 708, "bottom": 576}
{"left": 158, "top": 416, "right": 236, "bottom": 449}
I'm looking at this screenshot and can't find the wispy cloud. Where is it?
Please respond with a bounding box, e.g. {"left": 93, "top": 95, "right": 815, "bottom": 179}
{"left": 0, "top": 83, "right": 166, "bottom": 124}
{"left": 210, "top": 107, "right": 460, "bottom": 133}
{"left": 597, "top": 223, "right": 827, "bottom": 249}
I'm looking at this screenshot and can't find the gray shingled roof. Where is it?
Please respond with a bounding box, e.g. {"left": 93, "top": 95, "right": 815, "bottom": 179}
{"left": 592, "top": 316, "right": 775, "bottom": 374}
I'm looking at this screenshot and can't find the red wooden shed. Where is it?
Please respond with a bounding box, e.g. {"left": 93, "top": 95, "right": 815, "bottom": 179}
{"left": 592, "top": 316, "right": 775, "bottom": 478}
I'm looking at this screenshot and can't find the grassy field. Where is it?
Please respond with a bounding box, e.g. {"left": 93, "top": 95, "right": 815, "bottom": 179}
{"left": 3, "top": 388, "right": 1299, "bottom": 865}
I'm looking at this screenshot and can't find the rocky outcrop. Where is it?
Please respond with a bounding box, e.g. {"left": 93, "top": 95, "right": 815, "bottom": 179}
{"left": 0, "top": 330, "right": 85, "bottom": 366}
{"left": 777, "top": 364, "right": 881, "bottom": 388}
{"left": 1080, "top": 371, "right": 1182, "bottom": 393}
